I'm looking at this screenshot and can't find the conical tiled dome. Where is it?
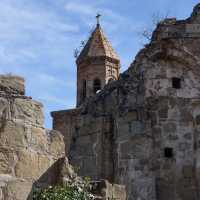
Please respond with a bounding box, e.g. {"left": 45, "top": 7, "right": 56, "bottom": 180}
{"left": 76, "top": 25, "right": 119, "bottom": 64}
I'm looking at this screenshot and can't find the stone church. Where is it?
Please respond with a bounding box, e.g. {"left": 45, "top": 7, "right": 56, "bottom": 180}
{"left": 51, "top": 3, "right": 200, "bottom": 200}
{"left": 2, "top": 3, "right": 200, "bottom": 200}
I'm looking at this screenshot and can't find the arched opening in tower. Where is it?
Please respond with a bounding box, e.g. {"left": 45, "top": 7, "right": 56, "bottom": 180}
{"left": 93, "top": 78, "right": 101, "bottom": 94}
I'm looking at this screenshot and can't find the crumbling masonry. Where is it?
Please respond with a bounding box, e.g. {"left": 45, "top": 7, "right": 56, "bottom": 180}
{"left": 52, "top": 3, "right": 200, "bottom": 200}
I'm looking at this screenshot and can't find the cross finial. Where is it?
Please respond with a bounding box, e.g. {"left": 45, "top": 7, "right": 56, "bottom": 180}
{"left": 96, "top": 13, "right": 101, "bottom": 26}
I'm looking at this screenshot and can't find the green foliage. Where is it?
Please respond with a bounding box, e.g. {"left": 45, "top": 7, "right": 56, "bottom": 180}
{"left": 33, "top": 185, "right": 93, "bottom": 200}
{"left": 33, "top": 178, "right": 94, "bottom": 200}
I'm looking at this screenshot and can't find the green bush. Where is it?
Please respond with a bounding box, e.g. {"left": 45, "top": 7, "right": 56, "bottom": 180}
{"left": 33, "top": 178, "right": 94, "bottom": 200}
{"left": 33, "top": 185, "right": 93, "bottom": 200}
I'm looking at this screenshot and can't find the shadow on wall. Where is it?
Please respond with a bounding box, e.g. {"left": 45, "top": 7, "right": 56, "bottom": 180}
{"left": 27, "top": 158, "right": 66, "bottom": 200}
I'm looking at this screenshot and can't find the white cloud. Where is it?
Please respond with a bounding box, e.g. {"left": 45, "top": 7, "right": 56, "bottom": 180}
{"left": 64, "top": 1, "right": 128, "bottom": 29}
{"left": 0, "top": 1, "right": 79, "bottom": 34}
{"left": 0, "top": 0, "right": 80, "bottom": 67}
{"left": 65, "top": 2, "right": 95, "bottom": 15}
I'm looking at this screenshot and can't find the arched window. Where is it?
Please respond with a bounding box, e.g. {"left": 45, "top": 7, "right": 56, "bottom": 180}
{"left": 93, "top": 78, "right": 101, "bottom": 94}
{"left": 82, "top": 80, "right": 86, "bottom": 100}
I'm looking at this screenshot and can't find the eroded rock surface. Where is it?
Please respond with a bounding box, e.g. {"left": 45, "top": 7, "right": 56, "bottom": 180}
{"left": 0, "top": 75, "right": 65, "bottom": 200}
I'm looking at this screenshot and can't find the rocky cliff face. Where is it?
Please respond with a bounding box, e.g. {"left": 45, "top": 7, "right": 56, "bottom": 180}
{"left": 0, "top": 75, "right": 65, "bottom": 200}
{"left": 52, "top": 4, "right": 200, "bottom": 200}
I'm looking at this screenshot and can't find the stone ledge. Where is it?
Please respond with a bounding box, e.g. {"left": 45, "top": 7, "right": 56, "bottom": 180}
{"left": 51, "top": 108, "right": 80, "bottom": 118}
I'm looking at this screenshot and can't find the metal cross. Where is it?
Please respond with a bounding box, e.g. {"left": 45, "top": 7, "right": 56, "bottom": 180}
{"left": 96, "top": 13, "right": 101, "bottom": 25}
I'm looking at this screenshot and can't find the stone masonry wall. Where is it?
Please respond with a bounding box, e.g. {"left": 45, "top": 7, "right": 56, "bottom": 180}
{"left": 52, "top": 108, "right": 80, "bottom": 154}
{"left": 141, "top": 37, "right": 200, "bottom": 200}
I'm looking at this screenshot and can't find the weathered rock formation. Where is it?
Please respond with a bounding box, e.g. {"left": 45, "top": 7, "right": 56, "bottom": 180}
{"left": 52, "top": 3, "right": 200, "bottom": 200}
{"left": 0, "top": 75, "right": 66, "bottom": 200}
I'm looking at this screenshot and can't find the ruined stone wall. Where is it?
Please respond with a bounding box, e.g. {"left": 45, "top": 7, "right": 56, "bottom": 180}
{"left": 152, "top": 4, "right": 200, "bottom": 42}
{"left": 0, "top": 75, "right": 65, "bottom": 200}
{"left": 51, "top": 4, "right": 200, "bottom": 200}
{"left": 141, "top": 38, "right": 200, "bottom": 200}
{"left": 55, "top": 39, "right": 200, "bottom": 200}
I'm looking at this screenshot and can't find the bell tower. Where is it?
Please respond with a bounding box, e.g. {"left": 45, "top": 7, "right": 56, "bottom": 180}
{"left": 76, "top": 15, "right": 120, "bottom": 106}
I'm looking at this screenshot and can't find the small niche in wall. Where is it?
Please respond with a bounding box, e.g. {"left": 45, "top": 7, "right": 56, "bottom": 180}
{"left": 128, "top": 122, "right": 132, "bottom": 133}
{"left": 196, "top": 115, "right": 200, "bottom": 125}
{"left": 164, "top": 147, "right": 173, "bottom": 158}
{"left": 172, "top": 77, "right": 181, "bottom": 89}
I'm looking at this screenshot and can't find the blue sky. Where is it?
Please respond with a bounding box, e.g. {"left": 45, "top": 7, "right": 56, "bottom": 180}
{"left": 0, "top": 0, "right": 199, "bottom": 128}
